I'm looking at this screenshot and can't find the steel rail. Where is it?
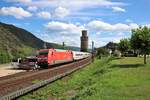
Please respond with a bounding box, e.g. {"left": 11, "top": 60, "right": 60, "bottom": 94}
{"left": 0, "top": 57, "right": 92, "bottom": 100}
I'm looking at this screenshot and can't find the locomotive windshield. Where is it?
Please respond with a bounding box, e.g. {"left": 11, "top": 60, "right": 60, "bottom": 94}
{"left": 38, "top": 52, "right": 48, "bottom": 56}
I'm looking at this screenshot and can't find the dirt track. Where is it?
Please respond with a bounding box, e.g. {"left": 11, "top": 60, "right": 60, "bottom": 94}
{"left": 0, "top": 64, "right": 25, "bottom": 77}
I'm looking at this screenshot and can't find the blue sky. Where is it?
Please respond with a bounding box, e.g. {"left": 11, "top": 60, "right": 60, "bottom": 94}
{"left": 0, "top": 0, "right": 150, "bottom": 48}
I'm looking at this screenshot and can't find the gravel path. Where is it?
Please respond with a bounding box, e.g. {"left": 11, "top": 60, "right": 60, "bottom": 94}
{"left": 0, "top": 63, "right": 25, "bottom": 77}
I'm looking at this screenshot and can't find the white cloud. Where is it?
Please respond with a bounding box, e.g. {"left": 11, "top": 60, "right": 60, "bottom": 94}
{"left": 87, "top": 20, "right": 138, "bottom": 32}
{"left": 117, "top": 32, "right": 124, "bottom": 36}
{"left": 86, "top": 20, "right": 139, "bottom": 47}
{"left": 44, "top": 21, "right": 85, "bottom": 47}
{"left": 12, "top": 0, "right": 125, "bottom": 11}
{"left": 45, "top": 21, "right": 85, "bottom": 36}
{"left": 3, "top": 0, "right": 126, "bottom": 21}
{"left": 53, "top": 7, "right": 70, "bottom": 18}
{"left": 0, "top": 6, "right": 32, "bottom": 19}
{"left": 125, "top": 19, "right": 133, "bottom": 23}
{"left": 37, "top": 11, "right": 51, "bottom": 19}
{"left": 146, "top": 24, "right": 150, "bottom": 28}
{"left": 87, "top": 20, "right": 112, "bottom": 32}
{"left": 6, "top": 0, "right": 32, "bottom": 3}
{"left": 100, "top": 36, "right": 123, "bottom": 43}
{"left": 27, "top": 6, "right": 38, "bottom": 11}
{"left": 43, "top": 21, "right": 127, "bottom": 47}
{"left": 89, "top": 34, "right": 126, "bottom": 47}
{"left": 112, "top": 6, "right": 126, "bottom": 12}
{"left": 43, "top": 20, "right": 140, "bottom": 47}
{"left": 129, "top": 23, "right": 139, "bottom": 29}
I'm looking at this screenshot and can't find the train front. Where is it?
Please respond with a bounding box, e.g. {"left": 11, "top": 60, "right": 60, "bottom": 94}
{"left": 37, "top": 49, "right": 52, "bottom": 68}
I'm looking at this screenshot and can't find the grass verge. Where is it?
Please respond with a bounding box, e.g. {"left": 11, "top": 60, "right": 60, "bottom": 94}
{"left": 18, "top": 57, "right": 150, "bottom": 100}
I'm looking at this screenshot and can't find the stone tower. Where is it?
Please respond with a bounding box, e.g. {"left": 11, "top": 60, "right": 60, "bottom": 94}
{"left": 80, "top": 30, "right": 88, "bottom": 52}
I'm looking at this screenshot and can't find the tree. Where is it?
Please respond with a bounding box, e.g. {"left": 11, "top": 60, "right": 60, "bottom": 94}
{"left": 105, "top": 42, "right": 118, "bottom": 52}
{"left": 97, "top": 47, "right": 109, "bottom": 58}
{"left": 131, "top": 26, "right": 150, "bottom": 64}
{"left": 118, "top": 38, "right": 130, "bottom": 56}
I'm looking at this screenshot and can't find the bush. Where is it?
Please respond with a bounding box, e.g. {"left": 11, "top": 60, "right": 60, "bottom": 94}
{"left": 113, "top": 50, "right": 121, "bottom": 57}
{"left": 96, "top": 48, "right": 109, "bottom": 58}
{"left": 0, "top": 51, "right": 11, "bottom": 64}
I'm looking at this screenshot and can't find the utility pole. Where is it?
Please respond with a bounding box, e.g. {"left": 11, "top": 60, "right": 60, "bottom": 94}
{"left": 43, "top": 42, "right": 47, "bottom": 49}
{"left": 62, "top": 42, "right": 65, "bottom": 49}
{"left": 92, "top": 41, "right": 94, "bottom": 62}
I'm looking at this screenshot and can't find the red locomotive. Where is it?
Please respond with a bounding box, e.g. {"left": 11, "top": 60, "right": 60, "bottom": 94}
{"left": 37, "top": 49, "right": 73, "bottom": 67}
{"left": 18, "top": 49, "right": 90, "bottom": 69}
{"left": 37, "top": 49, "right": 90, "bottom": 68}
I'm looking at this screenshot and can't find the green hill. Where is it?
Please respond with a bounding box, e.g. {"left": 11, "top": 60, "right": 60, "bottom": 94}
{"left": 0, "top": 22, "right": 79, "bottom": 63}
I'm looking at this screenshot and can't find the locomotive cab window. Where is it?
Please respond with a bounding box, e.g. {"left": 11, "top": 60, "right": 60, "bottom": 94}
{"left": 39, "top": 52, "right": 48, "bottom": 55}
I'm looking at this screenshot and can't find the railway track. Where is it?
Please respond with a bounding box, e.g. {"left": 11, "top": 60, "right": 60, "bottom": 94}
{"left": 0, "top": 57, "right": 92, "bottom": 100}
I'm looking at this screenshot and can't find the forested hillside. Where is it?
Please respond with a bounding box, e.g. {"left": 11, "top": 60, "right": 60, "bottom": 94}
{"left": 0, "top": 22, "right": 65, "bottom": 63}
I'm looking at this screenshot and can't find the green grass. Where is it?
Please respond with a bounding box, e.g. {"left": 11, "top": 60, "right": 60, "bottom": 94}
{"left": 18, "top": 57, "right": 150, "bottom": 100}
{"left": 32, "top": 79, "right": 42, "bottom": 84}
